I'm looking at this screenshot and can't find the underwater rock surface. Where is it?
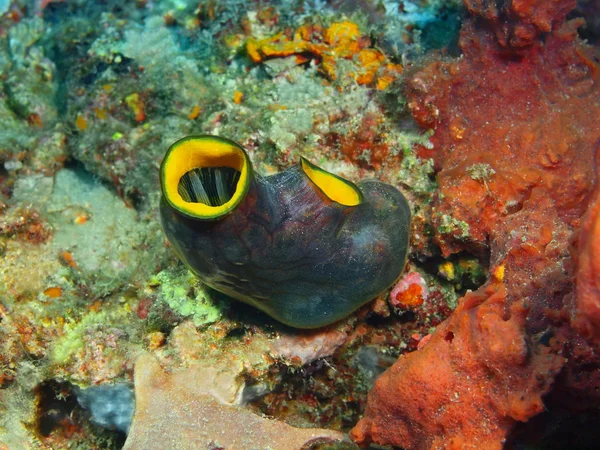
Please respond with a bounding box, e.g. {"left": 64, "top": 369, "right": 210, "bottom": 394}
{"left": 122, "top": 354, "right": 347, "bottom": 450}
{"left": 77, "top": 384, "right": 135, "bottom": 434}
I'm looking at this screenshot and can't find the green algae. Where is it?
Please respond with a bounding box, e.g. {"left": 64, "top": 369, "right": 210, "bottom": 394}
{"left": 397, "top": 152, "right": 436, "bottom": 196}
{"left": 467, "top": 163, "right": 496, "bottom": 183}
{"left": 436, "top": 213, "right": 470, "bottom": 239}
{"left": 151, "top": 266, "right": 224, "bottom": 328}
{"left": 50, "top": 306, "right": 131, "bottom": 367}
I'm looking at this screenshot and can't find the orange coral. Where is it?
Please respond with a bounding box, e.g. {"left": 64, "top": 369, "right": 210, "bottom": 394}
{"left": 327, "top": 111, "right": 390, "bottom": 169}
{"left": 353, "top": 49, "right": 386, "bottom": 85}
{"left": 463, "top": 0, "right": 576, "bottom": 47}
{"left": 354, "top": 190, "right": 573, "bottom": 448}
{"left": 352, "top": 284, "right": 564, "bottom": 450}
{"left": 394, "top": 284, "right": 424, "bottom": 308}
{"left": 44, "top": 287, "right": 62, "bottom": 298}
{"left": 246, "top": 21, "right": 401, "bottom": 88}
{"left": 324, "top": 21, "right": 361, "bottom": 52}
{"left": 59, "top": 251, "right": 77, "bottom": 268}
{"left": 389, "top": 272, "right": 428, "bottom": 309}
{"left": 187, "top": 105, "right": 201, "bottom": 120}
{"left": 233, "top": 91, "right": 244, "bottom": 104}
{"left": 352, "top": 0, "right": 600, "bottom": 447}
{"left": 406, "top": 17, "right": 599, "bottom": 256}
{"left": 75, "top": 114, "right": 87, "bottom": 131}
{"left": 574, "top": 150, "right": 600, "bottom": 343}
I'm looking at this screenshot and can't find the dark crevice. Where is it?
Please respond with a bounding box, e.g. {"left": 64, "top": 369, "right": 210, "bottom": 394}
{"left": 178, "top": 166, "right": 241, "bottom": 206}
{"left": 35, "top": 379, "right": 127, "bottom": 448}
{"left": 35, "top": 380, "right": 79, "bottom": 438}
{"left": 411, "top": 249, "right": 489, "bottom": 296}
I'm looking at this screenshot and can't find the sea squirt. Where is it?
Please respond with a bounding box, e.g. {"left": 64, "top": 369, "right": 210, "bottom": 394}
{"left": 159, "top": 135, "right": 411, "bottom": 328}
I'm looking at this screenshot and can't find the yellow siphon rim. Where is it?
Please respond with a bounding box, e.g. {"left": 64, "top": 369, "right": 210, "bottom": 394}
{"left": 160, "top": 135, "right": 252, "bottom": 220}
{"left": 300, "top": 157, "right": 363, "bottom": 207}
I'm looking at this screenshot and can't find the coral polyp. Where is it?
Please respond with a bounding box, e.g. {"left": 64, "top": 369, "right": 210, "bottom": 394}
{"left": 159, "top": 135, "right": 411, "bottom": 328}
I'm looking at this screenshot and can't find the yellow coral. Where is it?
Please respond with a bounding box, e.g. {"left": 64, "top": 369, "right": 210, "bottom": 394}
{"left": 125, "top": 93, "right": 146, "bottom": 123}
{"left": 324, "top": 21, "right": 361, "bottom": 55}
{"left": 492, "top": 264, "right": 505, "bottom": 282}
{"left": 244, "top": 21, "right": 401, "bottom": 88}
{"left": 354, "top": 49, "right": 386, "bottom": 85}
{"left": 439, "top": 261, "right": 455, "bottom": 281}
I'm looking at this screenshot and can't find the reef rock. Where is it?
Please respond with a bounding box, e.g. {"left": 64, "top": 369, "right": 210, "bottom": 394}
{"left": 272, "top": 325, "right": 349, "bottom": 365}
{"left": 123, "top": 354, "right": 346, "bottom": 450}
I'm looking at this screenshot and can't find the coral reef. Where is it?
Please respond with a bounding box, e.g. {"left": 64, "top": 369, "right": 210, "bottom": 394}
{"left": 408, "top": 11, "right": 598, "bottom": 257}
{"left": 1, "top": 0, "right": 445, "bottom": 444}
{"left": 2, "top": 0, "right": 597, "bottom": 447}
{"left": 0, "top": 14, "right": 67, "bottom": 178}
{"left": 352, "top": 0, "right": 600, "bottom": 448}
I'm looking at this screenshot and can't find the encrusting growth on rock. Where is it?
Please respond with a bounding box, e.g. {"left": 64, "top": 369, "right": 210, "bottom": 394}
{"left": 351, "top": 0, "right": 600, "bottom": 447}
{"left": 122, "top": 354, "right": 347, "bottom": 450}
